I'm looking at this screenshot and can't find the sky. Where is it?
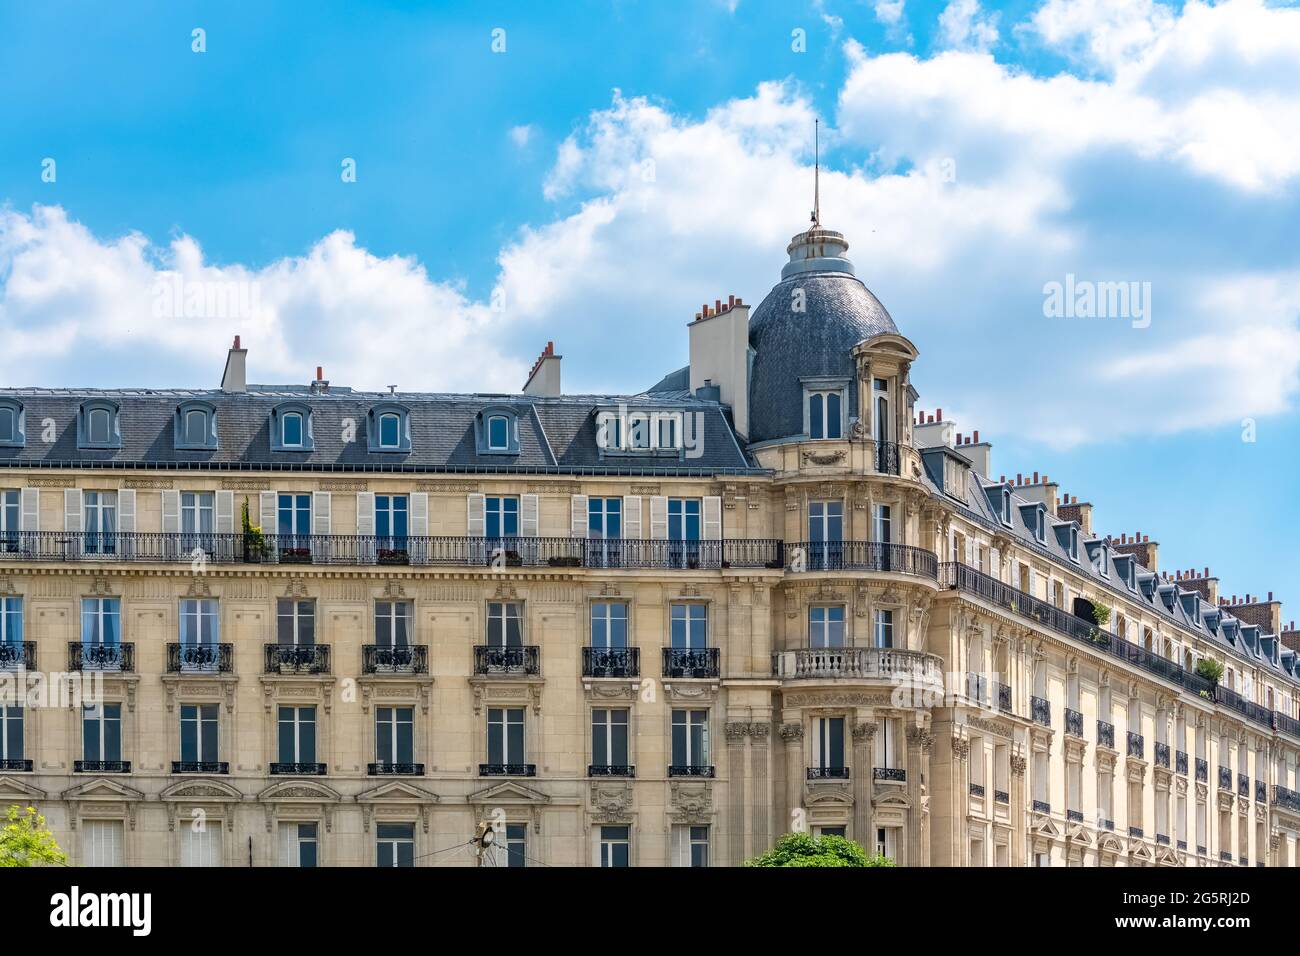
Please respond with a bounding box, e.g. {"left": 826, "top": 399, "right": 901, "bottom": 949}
{"left": 0, "top": 0, "right": 1298, "bottom": 616}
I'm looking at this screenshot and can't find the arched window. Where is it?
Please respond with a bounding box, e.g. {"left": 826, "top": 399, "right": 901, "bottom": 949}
{"left": 271, "top": 403, "right": 314, "bottom": 451}
{"left": 367, "top": 404, "right": 411, "bottom": 453}
{"left": 77, "top": 400, "right": 122, "bottom": 449}
{"left": 475, "top": 406, "right": 519, "bottom": 455}
{"left": 0, "top": 399, "right": 25, "bottom": 447}
{"left": 174, "top": 401, "right": 218, "bottom": 450}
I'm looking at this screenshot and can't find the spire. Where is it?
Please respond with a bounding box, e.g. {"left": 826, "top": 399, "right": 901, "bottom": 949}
{"left": 811, "top": 118, "right": 820, "bottom": 228}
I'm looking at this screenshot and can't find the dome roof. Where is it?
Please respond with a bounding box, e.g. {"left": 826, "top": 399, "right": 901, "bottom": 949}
{"left": 747, "top": 226, "right": 898, "bottom": 444}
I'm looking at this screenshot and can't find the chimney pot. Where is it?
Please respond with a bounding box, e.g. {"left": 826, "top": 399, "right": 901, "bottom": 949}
{"left": 1269, "top": 591, "right": 1274, "bottom": 601}
{"left": 936, "top": 407, "right": 943, "bottom": 421}
{"left": 1033, "top": 471, "right": 1039, "bottom": 484}
{"left": 728, "top": 294, "right": 735, "bottom": 308}
{"left": 316, "top": 366, "right": 323, "bottom": 381}
{"left": 715, "top": 299, "right": 722, "bottom": 313}
{"left": 233, "top": 335, "right": 241, "bottom": 349}
{"left": 973, "top": 430, "right": 980, "bottom": 443}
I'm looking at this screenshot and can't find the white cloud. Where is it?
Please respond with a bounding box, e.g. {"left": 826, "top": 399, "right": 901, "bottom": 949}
{"left": 874, "top": 0, "right": 905, "bottom": 26}
{"left": 508, "top": 124, "right": 534, "bottom": 149}
{"left": 937, "top": 0, "right": 999, "bottom": 52}
{"left": 1028, "top": 0, "right": 1174, "bottom": 72}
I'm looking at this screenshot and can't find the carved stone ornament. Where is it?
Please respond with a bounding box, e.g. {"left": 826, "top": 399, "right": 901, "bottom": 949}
{"left": 801, "top": 449, "right": 846, "bottom": 466}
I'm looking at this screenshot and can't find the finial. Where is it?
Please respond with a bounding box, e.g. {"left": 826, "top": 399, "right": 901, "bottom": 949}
{"left": 811, "top": 118, "right": 820, "bottom": 227}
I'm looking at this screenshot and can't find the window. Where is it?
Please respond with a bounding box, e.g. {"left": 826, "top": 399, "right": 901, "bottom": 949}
{"left": 83, "top": 703, "right": 123, "bottom": 765}
{"left": 276, "top": 599, "right": 315, "bottom": 646}
{"left": 0, "top": 400, "right": 24, "bottom": 447}
{"left": 280, "top": 822, "right": 318, "bottom": 868}
{"left": 591, "top": 708, "right": 630, "bottom": 773}
{"left": 375, "top": 707, "right": 414, "bottom": 768}
{"left": 179, "top": 598, "right": 219, "bottom": 647}
{"left": 271, "top": 403, "right": 314, "bottom": 451}
{"left": 277, "top": 706, "right": 317, "bottom": 766}
{"left": 670, "top": 603, "right": 707, "bottom": 649}
{"left": 0, "top": 705, "right": 23, "bottom": 766}
{"left": 671, "top": 710, "right": 709, "bottom": 771}
{"left": 0, "top": 490, "right": 18, "bottom": 548}
{"left": 809, "top": 606, "right": 845, "bottom": 648}
{"left": 667, "top": 498, "right": 700, "bottom": 542}
{"left": 81, "top": 597, "right": 121, "bottom": 647}
{"left": 874, "top": 378, "right": 891, "bottom": 444}
{"left": 673, "top": 825, "right": 710, "bottom": 867}
{"left": 0, "top": 596, "right": 23, "bottom": 650}
{"left": 283, "top": 413, "right": 304, "bottom": 447}
{"left": 487, "top": 707, "right": 526, "bottom": 768}
{"left": 877, "top": 827, "right": 898, "bottom": 860}
{"left": 590, "top": 602, "right": 628, "bottom": 648}
{"left": 375, "top": 494, "right": 408, "bottom": 550}
{"left": 807, "top": 389, "right": 843, "bottom": 440}
{"left": 598, "top": 825, "right": 630, "bottom": 867}
{"left": 367, "top": 404, "right": 411, "bottom": 452}
{"left": 83, "top": 491, "right": 117, "bottom": 555}
{"left": 587, "top": 497, "right": 623, "bottom": 566}
{"left": 180, "top": 824, "right": 222, "bottom": 867}
{"left": 476, "top": 407, "right": 520, "bottom": 455}
{"left": 83, "top": 820, "right": 123, "bottom": 867}
{"left": 488, "top": 415, "right": 509, "bottom": 449}
{"left": 377, "top": 823, "right": 415, "bottom": 867}
{"left": 374, "top": 601, "right": 411, "bottom": 647}
{"left": 875, "top": 718, "right": 899, "bottom": 771}
{"left": 873, "top": 503, "right": 892, "bottom": 544}
{"left": 874, "top": 608, "right": 894, "bottom": 648}
{"left": 278, "top": 493, "right": 311, "bottom": 543}
{"left": 174, "top": 401, "right": 217, "bottom": 450}
{"left": 485, "top": 496, "right": 518, "bottom": 538}
{"left": 1001, "top": 489, "right": 1012, "bottom": 526}
{"left": 815, "top": 716, "right": 846, "bottom": 771}
{"left": 180, "top": 492, "right": 215, "bottom": 550}
{"left": 180, "top": 704, "right": 219, "bottom": 765}
{"left": 78, "top": 400, "right": 121, "bottom": 449}
{"left": 807, "top": 500, "right": 843, "bottom": 569}
{"left": 504, "top": 823, "right": 527, "bottom": 868}
{"left": 486, "top": 602, "right": 523, "bottom": 647}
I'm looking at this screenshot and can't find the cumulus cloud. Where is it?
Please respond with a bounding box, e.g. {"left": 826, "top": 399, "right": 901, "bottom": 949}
{"left": 937, "top": 0, "right": 999, "bottom": 52}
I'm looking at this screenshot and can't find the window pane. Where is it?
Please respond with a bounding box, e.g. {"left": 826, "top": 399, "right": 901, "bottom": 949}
{"left": 488, "top": 416, "right": 508, "bottom": 448}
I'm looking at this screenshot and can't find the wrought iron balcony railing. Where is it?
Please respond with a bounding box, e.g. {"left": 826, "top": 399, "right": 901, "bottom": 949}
{"left": 969, "top": 783, "right": 985, "bottom": 797}
{"left": 1219, "top": 850, "right": 1232, "bottom": 862}
{"left": 996, "top": 681, "right": 1012, "bottom": 713}
{"left": 582, "top": 646, "right": 640, "bottom": 679}
{"left": 668, "top": 765, "right": 716, "bottom": 778}
{"left": 1127, "top": 732, "right": 1145, "bottom": 759}
{"left": 789, "top": 541, "right": 937, "bottom": 578}
{"left": 876, "top": 440, "right": 901, "bottom": 476}
{"left": 1031, "top": 696, "right": 1051, "bottom": 727}
{"left": 269, "top": 762, "right": 327, "bottom": 775}
{"left": 0, "top": 759, "right": 32, "bottom": 771}
{"left": 474, "top": 645, "right": 540, "bottom": 676}
{"left": 1176, "top": 750, "right": 1189, "bottom": 774}
{"left": 1218, "top": 766, "right": 1233, "bottom": 791}
{"left": 663, "top": 647, "right": 720, "bottom": 679}
{"left": 265, "top": 644, "right": 331, "bottom": 675}
{"left": 1157, "top": 834, "right": 1170, "bottom": 846}
{"left": 368, "top": 762, "right": 424, "bottom": 775}
{"left": 172, "top": 761, "right": 229, "bottom": 774}
{"left": 1129, "top": 826, "right": 1144, "bottom": 839}
{"left": 1197, "top": 845, "right": 1207, "bottom": 856}
{"left": 588, "top": 764, "right": 635, "bottom": 777}
{"left": 1103, "top": 819, "right": 1115, "bottom": 831}
{"left": 810, "top": 766, "right": 851, "bottom": 780}
{"left": 1032, "top": 800, "right": 1050, "bottom": 814}
{"left": 362, "top": 644, "right": 428, "bottom": 675}
{"left": 1155, "top": 742, "right": 1170, "bottom": 768}
{"left": 0, "top": 641, "right": 36, "bottom": 671}
{"left": 1067, "top": 809, "right": 1083, "bottom": 823}
{"left": 69, "top": 642, "right": 134, "bottom": 672}
{"left": 1196, "top": 758, "right": 1208, "bottom": 782}
{"left": 479, "top": 763, "right": 536, "bottom": 777}
{"left": 1064, "top": 708, "right": 1083, "bottom": 737}
{"left": 1097, "top": 720, "right": 1115, "bottom": 749}
{"left": 167, "top": 643, "right": 234, "bottom": 673}
{"left": 75, "top": 760, "right": 130, "bottom": 773}
{"left": 1273, "top": 785, "right": 1300, "bottom": 813}
{"left": 772, "top": 646, "right": 943, "bottom": 686}
{"left": 1177, "top": 839, "right": 1187, "bottom": 851}
{"left": 1238, "top": 773, "right": 1250, "bottom": 797}
{"left": 994, "top": 790, "right": 1009, "bottom": 804}
{"left": 1256, "top": 780, "right": 1267, "bottom": 803}
{"left": 873, "top": 767, "right": 906, "bottom": 782}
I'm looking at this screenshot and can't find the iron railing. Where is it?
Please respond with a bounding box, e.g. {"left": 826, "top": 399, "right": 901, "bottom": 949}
{"left": 663, "top": 648, "right": 720, "bottom": 679}
{"left": 1218, "top": 766, "right": 1232, "bottom": 790}
{"left": 1155, "top": 742, "right": 1170, "bottom": 768}
{"left": 1129, "top": 826, "right": 1144, "bottom": 839}
{"left": 167, "top": 643, "right": 233, "bottom": 673}
{"left": 1097, "top": 720, "right": 1115, "bottom": 749}
{"left": 264, "top": 644, "right": 331, "bottom": 675}
{"left": 1127, "top": 732, "right": 1145, "bottom": 759}
{"left": 1256, "top": 780, "right": 1267, "bottom": 803}
{"left": 74, "top": 760, "right": 130, "bottom": 773}
{"left": 1064, "top": 708, "right": 1083, "bottom": 737}
{"left": 790, "top": 541, "right": 938, "bottom": 578}
{"left": 809, "top": 766, "right": 851, "bottom": 780}
{"left": 479, "top": 763, "right": 536, "bottom": 777}
{"left": 996, "top": 681, "right": 1012, "bottom": 712}
{"left": 668, "top": 765, "right": 716, "bottom": 778}
{"left": 361, "top": 644, "right": 428, "bottom": 674}
{"left": 994, "top": 790, "right": 1009, "bottom": 804}
{"left": 368, "top": 763, "right": 424, "bottom": 775}
{"left": 1274, "top": 785, "right": 1300, "bottom": 813}
{"left": 876, "top": 441, "right": 901, "bottom": 476}
{"left": 0, "top": 642, "right": 36, "bottom": 671}
{"left": 69, "top": 642, "right": 134, "bottom": 671}
{"left": 270, "top": 762, "right": 327, "bottom": 775}
{"left": 1032, "top": 800, "right": 1050, "bottom": 814}
{"left": 1031, "top": 696, "right": 1051, "bottom": 727}
{"left": 0, "top": 759, "right": 33, "bottom": 771}
{"left": 1176, "top": 750, "right": 1189, "bottom": 774}
{"left": 588, "top": 764, "right": 635, "bottom": 777}
{"left": 473, "top": 645, "right": 540, "bottom": 676}
{"left": 1196, "top": 758, "right": 1208, "bottom": 782}
{"left": 969, "top": 783, "right": 985, "bottom": 797}
{"left": 172, "top": 761, "right": 229, "bottom": 774}
{"left": 1238, "top": 773, "right": 1250, "bottom": 797}
{"left": 582, "top": 647, "right": 640, "bottom": 679}
{"left": 873, "top": 767, "right": 906, "bottom": 782}
{"left": 1067, "top": 809, "right": 1083, "bottom": 823}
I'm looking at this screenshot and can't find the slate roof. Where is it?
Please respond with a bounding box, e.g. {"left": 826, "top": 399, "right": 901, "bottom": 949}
{"left": 0, "top": 386, "right": 761, "bottom": 475}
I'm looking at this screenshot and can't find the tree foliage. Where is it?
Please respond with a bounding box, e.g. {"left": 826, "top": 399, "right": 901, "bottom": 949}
{"left": 746, "top": 832, "right": 896, "bottom": 868}
{"left": 0, "top": 805, "right": 68, "bottom": 867}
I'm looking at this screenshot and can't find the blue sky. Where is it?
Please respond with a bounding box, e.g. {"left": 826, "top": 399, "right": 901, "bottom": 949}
{"left": 1, "top": 0, "right": 1299, "bottom": 615}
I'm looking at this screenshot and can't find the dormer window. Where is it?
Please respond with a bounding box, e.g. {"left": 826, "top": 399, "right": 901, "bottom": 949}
{"left": 271, "top": 402, "right": 314, "bottom": 452}
{"left": 596, "top": 409, "right": 685, "bottom": 457}
{"left": 77, "top": 400, "right": 122, "bottom": 450}
{"left": 1000, "top": 488, "right": 1012, "bottom": 526}
{"left": 802, "top": 381, "right": 847, "bottom": 440}
{"left": 174, "top": 400, "right": 217, "bottom": 450}
{"left": 488, "top": 415, "right": 510, "bottom": 450}
{"left": 367, "top": 404, "right": 412, "bottom": 453}
{"left": 1098, "top": 543, "right": 1110, "bottom": 578}
{"left": 0, "top": 399, "right": 25, "bottom": 447}
{"left": 475, "top": 406, "right": 520, "bottom": 456}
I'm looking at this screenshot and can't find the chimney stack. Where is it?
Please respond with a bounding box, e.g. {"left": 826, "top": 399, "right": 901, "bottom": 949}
{"left": 522, "top": 341, "right": 563, "bottom": 397}
{"left": 1058, "top": 497, "right": 1093, "bottom": 535}
{"left": 1112, "top": 532, "right": 1159, "bottom": 572}
{"left": 221, "top": 335, "right": 247, "bottom": 393}
{"left": 1231, "top": 593, "right": 1283, "bottom": 636}
{"left": 311, "top": 366, "right": 329, "bottom": 394}
{"left": 689, "top": 294, "right": 750, "bottom": 438}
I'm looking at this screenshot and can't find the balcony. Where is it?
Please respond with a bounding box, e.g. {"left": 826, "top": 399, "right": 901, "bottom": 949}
{"left": 1064, "top": 708, "right": 1083, "bottom": 737}
{"left": 1129, "top": 826, "right": 1144, "bottom": 839}
{"left": 663, "top": 648, "right": 720, "bottom": 680}
{"left": 1219, "top": 850, "right": 1232, "bottom": 863}
{"left": 1127, "top": 732, "right": 1145, "bottom": 760}
{"left": 1238, "top": 773, "right": 1249, "bottom": 798}
{"left": 1155, "top": 742, "right": 1170, "bottom": 768}
{"left": 270, "top": 762, "right": 327, "bottom": 775}
{"left": 167, "top": 643, "right": 234, "bottom": 673}
{"left": 1218, "top": 766, "right": 1232, "bottom": 791}
{"left": 1178, "top": 840, "right": 1187, "bottom": 851}
{"left": 473, "top": 645, "right": 540, "bottom": 676}
{"left": 1273, "top": 785, "right": 1300, "bottom": 813}
{"left": 1197, "top": 845, "right": 1207, "bottom": 856}
{"left": 1030, "top": 696, "right": 1051, "bottom": 727}
{"left": 588, "top": 765, "right": 635, "bottom": 778}
{"left": 789, "top": 541, "right": 937, "bottom": 578}
{"left": 368, "top": 763, "right": 424, "bottom": 775}
{"left": 172, "top": 761, "right": 229, "bottom": 774}
{"left": 969, "top": 783, "right": 985, "bottom": 797}
{"left": 479, "top": 763, "right": 537, "bottom": 777}
{"left": 69, "top": 642, "right": 134, "bottom": 672}
{"left": 873, "top": 767, "right": 906, "bottom": 782}
{"left": 74, "top": 760, "right": 130, "bottom": 773}
{"left": 0, "top": 759, "right": 32, "bottom": 772}
{"left": 362, "top": 645, "right": 428, "bottom": 675}
{"left": 1097, "top": 720, "right": 1115, "bottom": 749}
{"left": 1032, "top": 800, "right": 1050, "bottom": 814}
{"left": 1067, "top": 809, "right": 1083, "bottom": 823}
{"left": 1157, "top": 834, "right": 1170, "bottom": 846}
{"left": 809, "top": 766, "right": 851, "bottom": 780}
{"left": 772, "top": 646, "right": 943, "bottom": 689}
{"left": 1256, "top": 780, "right": 1267, "bottom": 803}
{"left": 0, "top": 530, "right": 784, "bottom": 572}
{"left": 582, "top": 647, "right": 640, "bottom": 679}
{"left": 876, "top": 440, "right": 901, "bottom": 476}
{"left": 265, "top": 644, "right": 331, "bottom": 675}
{"left": 1103, "top": 819, "right": 1115, "bottom": 831}
{"left": 1176, "top": 750, "right": 1189, "bottom": 774}
{"left": 1196, "top": 758, "right": 1208, "bottom": 782}
{"left": 995, "top": 681, "right": 1012, "bottom": 713}
{"left": 668, "top": 765, "right": 716, "bottom": 778}
{"left": 994, "top": 790, "right": 1009, "bottom": 804}
{"left": 0, "top": 641, "right": 36, "bottom": 671}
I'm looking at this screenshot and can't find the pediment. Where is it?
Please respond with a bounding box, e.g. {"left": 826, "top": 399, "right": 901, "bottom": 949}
{"left": 355, "top": 780, "right": 439, "bottom": 804}
{"left": 257, "top": 779, "right": 343, "bottom": 803}
{"left": 1065, "top": 823, "right": 1093, "bottom": 847}
{"left": 60, "top": 777, "right": 145, "bottom": 802}
{"left": 856, "top": 332, "right": 919, "bottom": 362}
{"left": 1099, "top": 833, "right": 1125, "bottom": 855}
{"left": 0, "top": 775, "right": 47, "bottom": 801}
{"left": 468, "top": 780, "right": 550, "bottom": 806}
{"left": 160, "top": 778, "right": 243, "bottom": 802}
{"left": 873, "top": 790, "right": 912, "bottom": 810}
{"left": 1130, "top": 840, "right": 1155, "bottom": 862}
{"left": 1155, "top": 846, "right": 1181, "bottom": 866}
{"left": 1030, "top": 814, "right": 1061, "bottom": 839}
{"left": 805, "top": 785, "right": 853, "bottom": 807}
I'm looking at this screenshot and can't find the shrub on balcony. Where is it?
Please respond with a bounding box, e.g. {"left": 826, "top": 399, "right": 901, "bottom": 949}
{"left": 1195, "top": 658, "right": 1224, "bottom": 700}
{"left": 745, "top": 832, "right": 895, "bottom": 868}
{"left": 1087, "top": 600, "right": 1112, "bottom": 646}
{"left": 241, "top": 500, "right": 267, "bottom": 560}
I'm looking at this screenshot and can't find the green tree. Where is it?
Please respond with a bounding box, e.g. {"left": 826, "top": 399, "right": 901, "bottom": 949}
{"left": 746, "top": 832, "right": 896, "bottom": 868}
{"left": 0, "top": 805, "right": 68, "bottom": 867}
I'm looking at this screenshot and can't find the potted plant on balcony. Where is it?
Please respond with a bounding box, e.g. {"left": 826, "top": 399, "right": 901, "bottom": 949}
{"left": 241, "top": 500, "right": 268, "bottom": 562}
{"left": 1195, "top": 658, "right": 1223, "bottom": 701}
{"left": 1087, "top": 600, "right": 1112, "bottom": 648}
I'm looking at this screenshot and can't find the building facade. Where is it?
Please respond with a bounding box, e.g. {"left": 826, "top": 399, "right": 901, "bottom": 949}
{"left": 1, "top": 220, "right": 1299, "bottom": 867}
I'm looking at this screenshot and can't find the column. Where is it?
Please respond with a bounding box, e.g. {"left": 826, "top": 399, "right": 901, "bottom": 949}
{"left": 780, "top": 722, "right": 804, "bottom": 833}
{"left": 725, "top": 722, "right": 749, "bottom": 866}
{"left": 1011, "top": 751, "right": 1028, "bottom": 865}
{"left": 852, "top": 719, "right": 876, "bottom": 843}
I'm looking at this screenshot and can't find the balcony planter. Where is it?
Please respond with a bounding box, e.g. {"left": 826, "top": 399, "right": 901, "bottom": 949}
{"left": 377, "top": 548, "right": 410, "bottom": 565}
{"left": 279, "top": 547, "right": 312, "bottom": 564}
{"left": 547, "top": 555, "right": 581, "bottom": 567}
{"left": 241, "top": 501, "right": 269, "bottom": 561}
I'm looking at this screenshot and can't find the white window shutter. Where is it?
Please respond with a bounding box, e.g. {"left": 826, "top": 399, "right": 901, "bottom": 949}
{"left": 702, "top": 496, "right": 722, "bottom": 540}
{"left": 259, "top": 491, "right": 277, "bottom": 535}
{"left": 990, "top": 547, "right": 1000, "bottom": 580}
{"left": 215, "top": 490, "right": 234, "bottom": 534}
{"left": 622, "top": 496, "right": 641, "bottom": 539}
{"left": 571, "top": 495, "right": 589, "bottom": 538}
{"left": 410, "top": 492, "right": 428, "bottom": 536}
{"left": 64, "top": 488, "right": 83, "bottom": 533}
{"left": 19, "top": 488, "right": 39, "bottom": 532}
{"left": 649, "top": 496, "right": 668, "bottom": 540}
{"left": 162, "top": 490, "right": 181, "bottom": 534}
{"left": 521, "top": 494, "right": 539, "bottom": 537}
{"left": 117, "top": 489, "right": 136, "bottom": 533}
{"left": 467, "top": 493, "right": 485, "bottom": 536}
{"left": 312, "top": 492, "right": 331, "bottom": 535}
{"left": 356, "top": 492, "right": 375, "bottom": 535}
{"left": 1028, "top": 568, "right": 1038, "bottom": 598}
{"left": 964, "top": 536, "right": 974, "bottom": 566}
